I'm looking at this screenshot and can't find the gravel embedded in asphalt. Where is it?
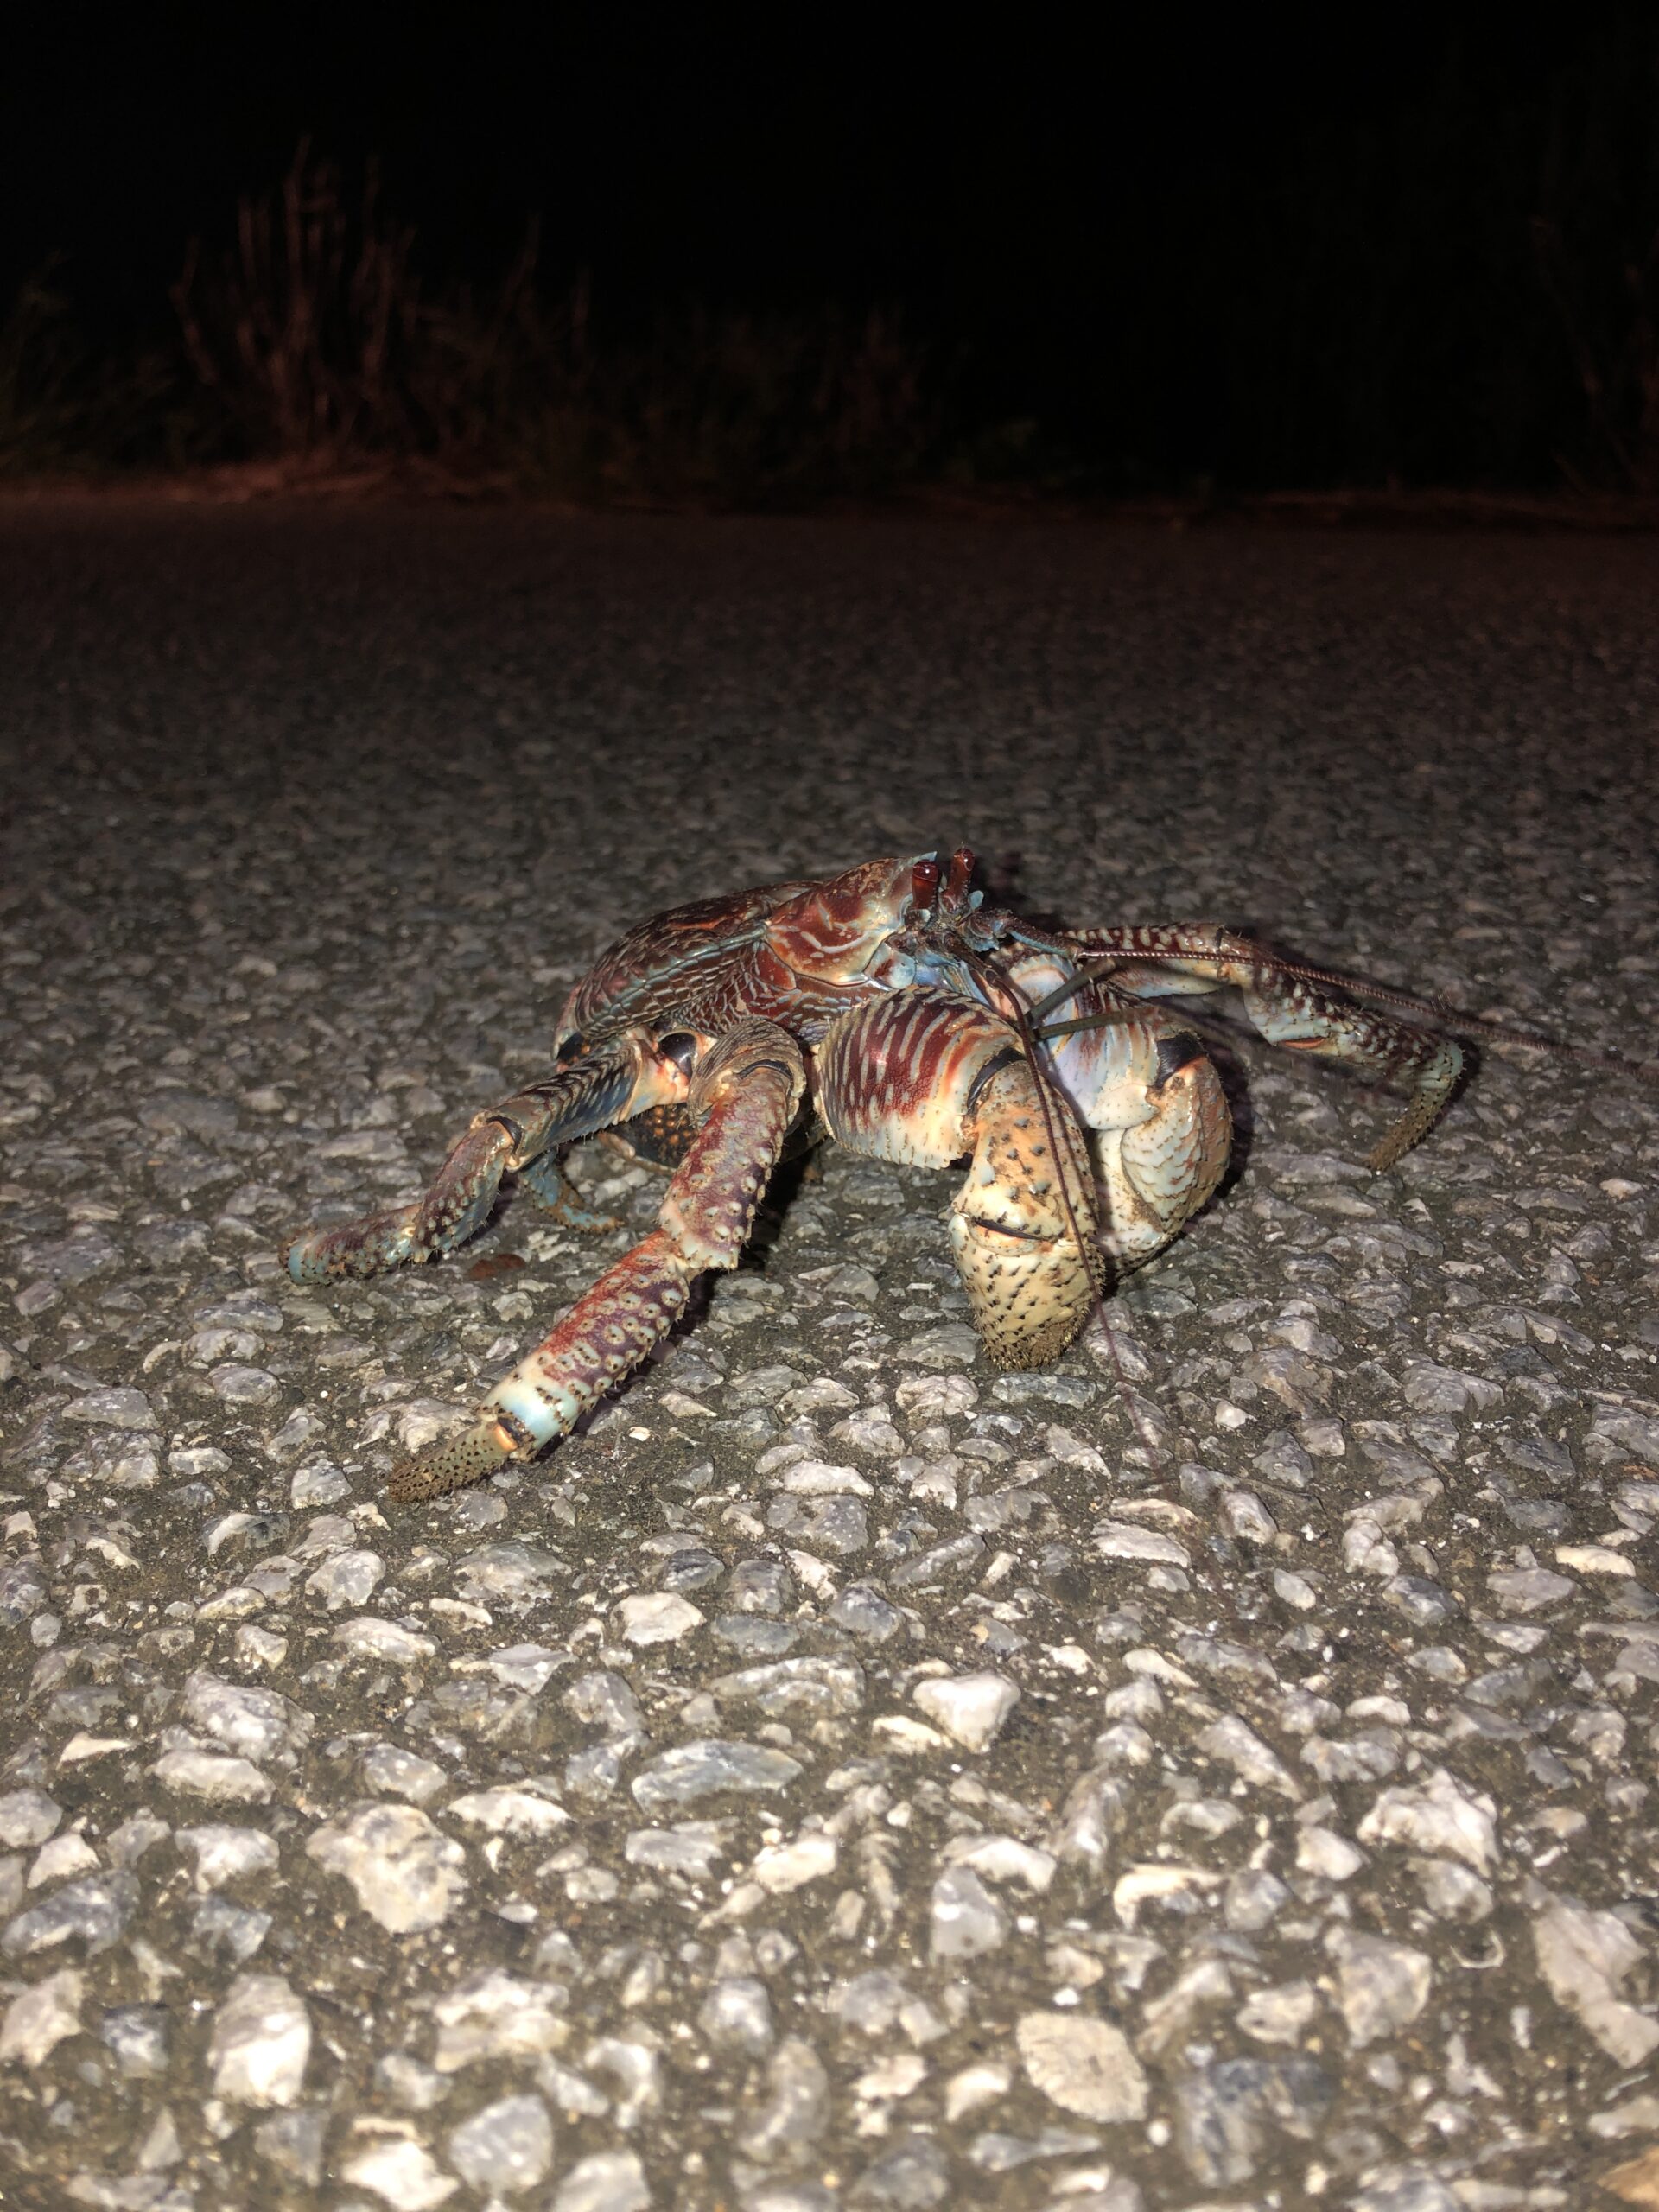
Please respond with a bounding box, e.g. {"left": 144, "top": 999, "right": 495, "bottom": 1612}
{"left": 1, "top": 503, "right": 1657, "bottom": 2209}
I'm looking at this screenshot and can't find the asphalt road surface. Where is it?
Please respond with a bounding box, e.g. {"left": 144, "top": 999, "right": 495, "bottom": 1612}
{"left": 1, "top": 504, "right": 1657, "bottom": 2212}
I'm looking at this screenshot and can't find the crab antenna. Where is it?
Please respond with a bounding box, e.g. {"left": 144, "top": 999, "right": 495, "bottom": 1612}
{"left": 911, "top": 856, "right": 942, "bottom": 912}
{"left": 1033, "top": 1005, "right": 1138, "bottom": 1045}
{"left": 1024, "top": 967, "right": 1104, "bottom": 1024}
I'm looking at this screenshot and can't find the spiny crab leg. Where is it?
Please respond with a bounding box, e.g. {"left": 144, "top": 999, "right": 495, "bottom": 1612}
{"left": 1026, "top": 923, "right": 1465, "bottom": 1174}
{"left": 388, "top": 1018, "right": 805, "bottom": 1501}
{"left": 281, "top": 1033, "right": 677, "bottom": 1285}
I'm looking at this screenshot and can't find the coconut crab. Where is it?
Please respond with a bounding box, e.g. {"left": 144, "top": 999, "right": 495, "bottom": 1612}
{"left": 283, "top": 848, "right": 1464, "bottom": 1500}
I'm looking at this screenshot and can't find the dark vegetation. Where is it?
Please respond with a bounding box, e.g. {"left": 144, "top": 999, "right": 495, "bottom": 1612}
{"left": 3, "top": 17, "right": 1658, "bottom": 502}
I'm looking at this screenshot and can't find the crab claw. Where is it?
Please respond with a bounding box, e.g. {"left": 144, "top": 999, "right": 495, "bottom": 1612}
{"left": 388, "top": 1414, "right": 525, "bottom": 1503}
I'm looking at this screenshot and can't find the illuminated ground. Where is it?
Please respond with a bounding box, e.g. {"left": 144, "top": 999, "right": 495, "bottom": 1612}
{"left": 1, "top": 505, "right": 1656, "bottom": 2209}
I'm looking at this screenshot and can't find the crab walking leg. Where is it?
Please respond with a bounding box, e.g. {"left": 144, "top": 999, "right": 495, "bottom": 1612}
{"left": 281, "top": 1031, "right": 683, "bottom": 1284}
{"left": 1048, "top": 924, "right": 1464, "bottom": 1173}
{"left": 387, "top": 1019, "right": 805, "bottom": 1502}
{"left": 815, "top": 989, "right": 1100, "bottom": 1368}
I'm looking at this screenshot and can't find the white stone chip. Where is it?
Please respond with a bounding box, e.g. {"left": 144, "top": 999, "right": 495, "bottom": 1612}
{"left": 930, "top": 1867, "right": 1008, "bottom": 1961}
{"left": 467, "top": 1643, "right": 566, "bottom": 1693}
{"left": 291, "top": 1459, "right": 352, "bottom": 1507}
{"left": 630, "top": 1741, "right": 802, "bottom": 1810}
{"left": 1044, "top": 1423, "right": 1108, "bottom": 1471}
{"left": 698, "top": 1976, "right": 773, "bottom": 2056}
{"left": 0, "top": 1789, "right": 62, "bottom": 1849}
{"left": 210, "top": 1363, "right": 281, "bottom": 1406}
{"left": 27, "top": 1833, "right": 99, "bottom": 1888}
{"left": 1487, "top": 1566, "right": 1575, "bottom": 1613}
{"left": 1236, "top": 1980, "right": 1319, "bottom": 2044}
{"left": 1556, "top": 1543, "right": 1635, "bottom": 1577}
{"left": 56, "top": 1734, "right": 134, "bottom": 1768}
{"left": 182, "top": 1671, "right": 308, "bottom": 1758}
{"left": 0, "top": 1968, "right": 83, "bottom": 2066}
{"left": 1015, "top": 2010, "right": 1148, "bottom": 2122}
{"left": 398, "top": 1397, "right": 474, "bottom": 1452}
{"left": 204, "top": 1511, "right": 268, "bottom": 1557}
{"left": 209, "top": 1973, "right": 311, "bottom": 2106}
{"left": 901, "top": 1321, "right": 980, "bottom": 1366}
{"left": 305, "top": 1548, "right": 385, "bottom": 1607}
{"left": 548, "top": 2150, "right": 651, "bottom": 2212}
{"left": 1138, "top": 1956, "right": 1233, "bottom": 2058}
{"left": 583, "top": 2036, "right": 661, "bottom": 2127}
{"left": 340, "top": 2134, "right": 458, "bottom": 2209}
{"left": 538, "top": 2058, "right": 610, "bottom": 2118}
{"left": 105, "top": 1815, "right": 170, "bottom": 1870}
{"left": 1326, "top": 1928, "right": 1433, "bottom": 2048}
{"left": 944, "top": 2060, "right": 1011, "bottom": 2122}
{"left": 63, "top": 1386, "right": 155, "bottom": 1431}
{"left": 613, "top": 1592, "right": 704, "bottom": 1646}
{"left": 1295, "top": 1826, "right": 1364, "bottom": 1882}
{"left": 445, "top": 1786, "right": 570, "bottom": 1837}
{"left": 772, "top": 1459, "right": 873, "bottom": 1495}
{"left": 785, "top": 1547, "right": 839, "bottom": 1598}
{"left": 624, "top": 1822, "right": 728, "bottom": 1877}
{"left": 1096, "top": 1520, "right": 1192, "bottom": 1567}
{"left": 133, "top": 2106, "right": 181, "bottom": 2175}
{"left": 235, "top": 1624, "right": 289, "bottom": 1670}
{"left": 1196, "top": 1714, "right": 1302, "bottom": 1799}
{"left": 292, "top": 1511, "right": 357, "bottom": 1558}
{"left": 334, "top": 1617, "right": 439, "bottom": 1662}
{"left": 736, "top": 2035, "right": 829, "bottom": 2159}
{"left": 1123, "top": 1648, "right": 1198, "bottom": 1688}
{"left": 1220, "top": 1486, "right": 1278, "bottom": 1542}
{"left": 197, "top": 1586, "right": 268, "bottom": 1622}
{"left": 448, "top": 2092, "right": 554, "bottom": 2192}
{"left": 1111, "top": 1863, "right": 1222, "bottom": 1927}
{"left": 750, "top": 1830, "right": 837, "bottom": 1893}
{"left": 306, "top": 1802, "right": 467, "bottom": 1932}
{"left": 853, "top": 2051, "right": 928, "bottom": 2101}
{"left": 1412, "top": 1858, "right": 1493, "bottom": 1923}
{"left": 1590, "top": 2092, "right": 1659, "bottom": 2140}
{"left": 872, "top": 1716, "right": 949, "bottom": 1757}
{"left": 1357, "top": 1766, "right": 1498, "bottom": 1873}
{"left": 362, "top": 1745, "right": 449, "bottom": 1803}
{"left": 151, "top": 1751, "right": 273, "bottom": 1804}
{"left": 941, "top": 1834, "right": 1057, "bottom": 1894}
{"left": 175, "top": 1826, "right": 280, "bottom": 1892}
{"left": 912, "top": 1670, "right": 1020, "bottom": 1751}
{"left": 1535, "top": 1897, "right": 1659, "bottom": 2068}
{"left": 454, "top": 1541, "right": 563, "bottom": 1601}
{"left": 431, "top": 1971, "right": 566, "bottom": 2073}
{"left": 1343, "top": 1515, "right": 1399, "bottom": 1579}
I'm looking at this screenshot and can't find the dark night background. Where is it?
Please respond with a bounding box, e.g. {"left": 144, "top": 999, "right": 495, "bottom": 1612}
{"left": 4, "top": 3, "right": 1659, "bottom": 492}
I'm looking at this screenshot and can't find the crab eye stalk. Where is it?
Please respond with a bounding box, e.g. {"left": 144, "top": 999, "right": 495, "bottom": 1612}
{"left": 945, "top": 846, "right": 975, "bottom": 903}
{"left": 910, "top": 856, "right": 942, "bottom": 914}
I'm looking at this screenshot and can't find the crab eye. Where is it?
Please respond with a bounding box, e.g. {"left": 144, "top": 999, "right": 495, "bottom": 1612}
{"left": 910, "top": 857, "right": 941, "bottom": 912}
{"left": 658, "top": 1033, "right": 700, "bottom": 1074}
